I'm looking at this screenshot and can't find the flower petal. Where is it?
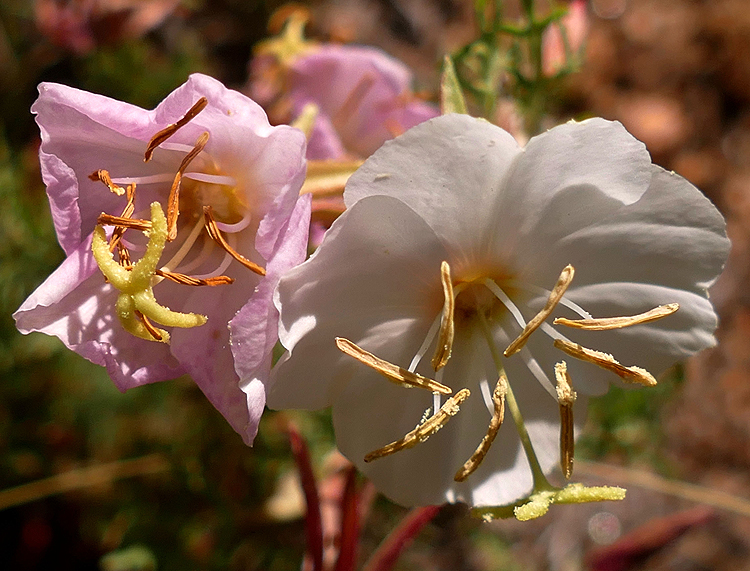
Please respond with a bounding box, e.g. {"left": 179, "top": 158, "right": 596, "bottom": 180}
{"left": 14, "top": 236, "right": 185, "bottom": 387}
{"left": 344, "top": 114, "right": 521, "bottom": 273}
{"left": 269, "top": 195, "right": 449, "bottom": 410}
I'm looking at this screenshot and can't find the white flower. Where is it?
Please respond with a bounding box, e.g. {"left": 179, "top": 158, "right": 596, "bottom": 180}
{"left": 268, "top": 114, "right": 729, "bottom": 508}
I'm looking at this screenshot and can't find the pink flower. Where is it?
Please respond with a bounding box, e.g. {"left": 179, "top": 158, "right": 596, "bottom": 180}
{"left": 286, "top": 45, "right": 439, "bottom": 160}
{"left": 14, "top": 74, "right": 310, "bottom": 444}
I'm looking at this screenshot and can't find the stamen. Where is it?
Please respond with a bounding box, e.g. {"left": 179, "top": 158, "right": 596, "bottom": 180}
{"left": 483, "top": 278, "right": 528, "bottom": 330}
{"left": 504, "top": 265, "right": 575, "bottom": 357}
{"left": 507, "top": 280, "right": 592, "bottom": 319}
{"left": 364, "top": 388, "right": 470, "bottom": 463}
{"left": 167, "top": 131, "right": 210, "bottom": 241}
{"left": 116, "top": 243, "right": 131, "bottom": 267}
{"left": 135, "top": 310, "right": 164, "bottom": 341}
{"left": 159, "top": 216, "right": 206, "bottom": 274}
{"left": 155, "top": 269, "right": 234, "bottom": 286}
{"left": 554, "top": 303, "right": 680, "bottom": 331}
{"left": 89, "top": 169, "right": 126, "bottom": 196}
{"left": 97, "top": 213, "right": 151, "bottom": 232}
{"left": 431, "top": 261, "right": 455, "bottom": 371}
{"left": 407, "top": 314, "right": 441, "bottom": 373}
{"left": 204, "top": 206, "right": 266, "bottom": 276}
{"left": 454, "top": 374, "right": 507, "bottom": 482}
{"left": 554, "top": 362, "right": 576, "bottom": 480}
{"left": 108, "top": 183, "right": 137, "bottom": 253}
{"left": 144, "top": 97, "right": 208, "bottom": 162}
{"left": 335, "top": 337, "right": 452, "bottom": 395}
{"left": 553, "top": 339, "right": 657, "bottom": 387}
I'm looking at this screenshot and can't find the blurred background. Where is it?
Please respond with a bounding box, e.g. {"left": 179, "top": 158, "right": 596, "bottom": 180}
{"left": 2, "top": 0, "right": 750, "bottom": 569}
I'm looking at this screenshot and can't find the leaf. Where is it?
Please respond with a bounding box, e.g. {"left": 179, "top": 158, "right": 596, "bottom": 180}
{"left": 440, "top": 55, "right": 468, "bottom": 115}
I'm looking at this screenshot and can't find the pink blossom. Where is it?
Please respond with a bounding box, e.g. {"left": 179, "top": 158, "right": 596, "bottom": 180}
{"left": 542, "top": 0, "right": 589, "bottom": 76}
{"left": 14, "top": 74, "right": 310, "bottom": 444}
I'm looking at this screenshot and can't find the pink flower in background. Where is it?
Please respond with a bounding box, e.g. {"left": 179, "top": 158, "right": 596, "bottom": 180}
{"left": 14, "top": 74, "right": 310, "bottom": 445}
{"left": 285, "top": 44, "right": 439, "bottom": 160}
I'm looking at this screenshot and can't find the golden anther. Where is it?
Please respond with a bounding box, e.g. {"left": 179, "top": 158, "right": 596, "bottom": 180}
{"left": 116, "top": 242, "right": 131, "bottom": 267}
{"left": 454, "top": 374, "right": 507, "bottom": 482}
{"left": 505, "top": 265, "right": 575, "bottom": 357}
{"left": 109, "top": 183, "right": 138, "bottom": 253}
{"left": 144, "top": 97, "right": 208, "bottom": 162}
{"left": 135, "top": 310, "right": 164, "bottom": 341}
{"left": 203, "top": 205, "right": 266, "bottom": 276}
{"left": 554, "top": 362, "right": 576, "bottom": 480}
{"left": 155, "top": 269, "right": 234, "bottom": 287}
{"left": 431, "top": 261, "right": 455, "bottom": 371}
{"left": 166, "top": 131, "right": 210, "bottom": 241}
{"left": 364, "top": 388, "right": 470, "bottom": 463}
{"left": 554, "top": 303, "right": 680, "bottom": 331}
{"left": 553, "top": 339, "right": 657, "bottom": 387}
{"left": 97, "top": 213, "right": 152, "bottom": 232}
{"left": 89, "top": 169, "right": 125, "bottom": 196}
{"left": 335, "top": 337, "right": 452, "bottom": 395}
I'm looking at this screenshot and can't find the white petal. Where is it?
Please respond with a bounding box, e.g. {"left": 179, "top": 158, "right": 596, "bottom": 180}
{"left": 344, "top": 114, "right": 521, "bottom": 273}
{"left": 529, "top": 166, "right": 729, "bottom": 292}
{"left": 269, "top": 195, "right": 449, "bottom": 410}
{"left": 487, "top": 119, "right": 654, "bottom": 273}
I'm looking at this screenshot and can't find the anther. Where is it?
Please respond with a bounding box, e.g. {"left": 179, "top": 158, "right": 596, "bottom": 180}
{"left": 505, "top": 265, "right": 574, "bottom": 357}
{"left": 364, "top": 388, "right": 470, "bottom": 462}
{"left": 554, "top": 362, "right": 576, "bottom": 479}
{"left": 204, "top": 206, "right": 266, "bottom": 276}
{"left": 89, "top": 169, "right": 126, "bottom": 196}
{"left": 166, "top": 131, "right": 210, "bottom": 241}
{"left": 553, "top": 339, "right": 657, "bottom": 387}
{"left": 108, "top": 183, "right": 137, "bottom": 253}
{"left": 454, "top": 374, "right": 507, "bottom": 482}
{"left": 144, "top": 97, "right": 208, "bottom": 162}
{"left": 97, "top": 213, "right": 152, "bottom": 232}
{"left": 554, "top": 303, "right": 680, "bottom": 331}
{"left": 335, "top": 337, "right": 452, "bottom": 395}
{"left": 135, "top": 310, "right": 164, "bottom": 341}
{"left": 431, "top": 261, "right": 455, "bottom": 371}
{"left": 156, "top": 269, "right": 234, "bottom": 287}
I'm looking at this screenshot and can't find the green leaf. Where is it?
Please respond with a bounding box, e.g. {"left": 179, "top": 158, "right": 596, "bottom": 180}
{"left": 440, "top": 55, "right": 468, "bottom": 115}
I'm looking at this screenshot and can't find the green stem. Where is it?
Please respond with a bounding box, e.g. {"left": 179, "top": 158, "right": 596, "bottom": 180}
{"left": 477, "top": 311, "right": 554, "bottom": 492}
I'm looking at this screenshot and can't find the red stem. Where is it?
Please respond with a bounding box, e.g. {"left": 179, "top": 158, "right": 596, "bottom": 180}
{"left": 288, "top": 423, "right": 324, "bottom": 571}
{"left": 361, "top": 505, "right": 442, "bottom": 571}
{"left": 333, "top": 467, "right": 360, "bottom": 571}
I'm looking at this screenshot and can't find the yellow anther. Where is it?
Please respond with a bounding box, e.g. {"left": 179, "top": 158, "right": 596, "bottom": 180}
{"left": 505, "top": 265, "right": 574, "bottom": 357}
{"left": 554, "top": 362, "right": 576, "bottom": 480}
{"left": 335, "top": 337, "right": 452, "bottom": 395}
{"left": 553, "top": 339, "right": 657, "bottom": 387}
{"left": 364, "top": 388, "right": 470, "bottom": 462}
{"left": 554, "top": 303, "right": 680, "bottom": 330}
{"left": 431, "top": 261, "right": 455, "bottom": 371}
{"left": 454, "top": 374, "right": 507, "bottom": 482}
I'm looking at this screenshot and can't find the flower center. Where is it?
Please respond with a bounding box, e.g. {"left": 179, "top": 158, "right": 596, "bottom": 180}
{"left": 89, "top": 97, "right": 265, "bottom": 343}
{"left": 335, "top": 260, "right": 681, "bottom": 493}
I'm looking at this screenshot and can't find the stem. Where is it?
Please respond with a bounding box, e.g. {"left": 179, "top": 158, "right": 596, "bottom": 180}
{"left": 476, "top": 311, "right": 554, "bottom": 492}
